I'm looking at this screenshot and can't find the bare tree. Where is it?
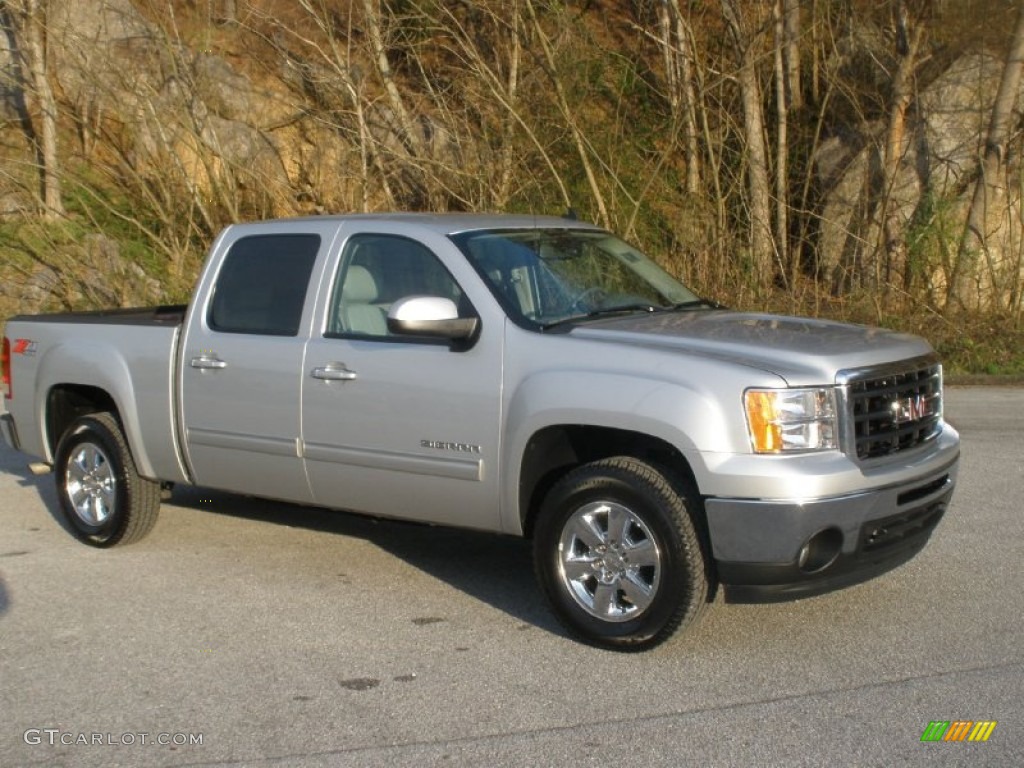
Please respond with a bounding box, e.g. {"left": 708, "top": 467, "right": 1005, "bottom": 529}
{"left": 948, "top": 0, "right": 1024, "bottom": 312}
{"left": 782, "top": 0, "right": 801, "bottom": 111}
{"left": 217, "top": 1, "right": 236, "bottom": 25}
{"left": 721, "top": 0, "right": 774, "bottom": 288}
{"left": 4, "top": 0, "right": 63, "bottom": 217}
{"left": 283, "top": 0, "right": 395, "bottom": 211}
{"left": 524, "top": 0, "right": 610, "bottom": 227}
{"left": 773, "top": 0, "right": 791, "bottom": 282}
{"left": 877, "top": 0, "right": 927, "bottom": 302}
{"left": 362, "top": 0, "right": 426, "bottom": 163}
{"left": 423, "top": 0, "right": 577, "bottom": 211}
{"left": 656, "top": 0, "right": 701, "bottom": 195}
{"left": 493, "top": 2, "right": 523, "bottom": 209}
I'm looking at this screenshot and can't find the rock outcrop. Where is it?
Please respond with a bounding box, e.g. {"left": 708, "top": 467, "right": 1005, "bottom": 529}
{"left": 817, "top": 52, "right": 1023, "bottom": 307}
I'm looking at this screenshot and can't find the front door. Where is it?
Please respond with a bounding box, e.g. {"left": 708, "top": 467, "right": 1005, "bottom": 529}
{"left": 301, "top": 231, "right": 503, "bottom": 530}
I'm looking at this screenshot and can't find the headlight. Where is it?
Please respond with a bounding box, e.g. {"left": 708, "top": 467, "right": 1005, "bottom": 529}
{"left": 744, "top": 387, "right": 838, "bottom": 453}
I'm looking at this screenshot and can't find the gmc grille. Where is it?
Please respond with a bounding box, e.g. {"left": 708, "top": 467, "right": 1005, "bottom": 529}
{"left": 844, "top": 360, "right": 943, "bottom": 460}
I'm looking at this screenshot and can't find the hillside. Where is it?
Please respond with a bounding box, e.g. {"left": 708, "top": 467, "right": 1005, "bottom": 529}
{"left": 1, "top": 0, "right": 1023, "bottom": 372}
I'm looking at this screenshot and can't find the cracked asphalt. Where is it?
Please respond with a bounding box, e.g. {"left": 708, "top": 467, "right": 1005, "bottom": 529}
{"left": 1, "top": 386, "right": 1021, "bottom": 767}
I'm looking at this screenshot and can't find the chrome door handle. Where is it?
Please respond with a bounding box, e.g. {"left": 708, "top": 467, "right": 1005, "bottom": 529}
{"left": 190, "top": 356, "right": 227, "bottom": 370}
{"left": 311, "top": 364, "right": 357, "bottom": 381}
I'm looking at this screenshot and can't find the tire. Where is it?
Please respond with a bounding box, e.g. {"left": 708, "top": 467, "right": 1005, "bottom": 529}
{"left": 54, "top": 412, "right": 161, "bottom": 547}
{"left": 533, "top": 457, "right": 708, "bottom": 650}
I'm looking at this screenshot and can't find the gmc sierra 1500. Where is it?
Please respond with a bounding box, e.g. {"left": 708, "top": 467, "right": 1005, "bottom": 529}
{"left": 1, "top": 213, "right": 959, "bottom": 649}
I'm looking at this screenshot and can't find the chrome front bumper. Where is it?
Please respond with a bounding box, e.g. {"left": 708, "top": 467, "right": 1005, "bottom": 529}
{"left": 705, "top": 456, "right": 958, "bottom": 602}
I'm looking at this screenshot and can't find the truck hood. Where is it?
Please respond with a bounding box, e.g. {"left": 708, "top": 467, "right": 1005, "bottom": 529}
{"left": 568, "top": 310, "right": 934, "bottom": 386}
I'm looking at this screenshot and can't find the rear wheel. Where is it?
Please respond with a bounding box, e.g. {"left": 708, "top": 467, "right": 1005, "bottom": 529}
{"left": 54, "top": 412, "right": 160, "bottom": 547}
{"left": 533, "top": 457, "right": 708, "bottom": 650}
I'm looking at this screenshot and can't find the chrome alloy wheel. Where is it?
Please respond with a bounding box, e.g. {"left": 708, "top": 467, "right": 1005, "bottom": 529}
{"left": 64, "top": 442, "right": 117, "bottom": 526}
{"left": 556, "top": 501, "right": 662, "bottom": 622}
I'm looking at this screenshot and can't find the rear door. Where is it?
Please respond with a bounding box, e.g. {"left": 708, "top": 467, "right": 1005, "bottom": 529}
{"left": 301, "top": 225, "right": 504, "bottom": 530}
{"left": 179, "top": 222, "right": 338, "bottom": 502}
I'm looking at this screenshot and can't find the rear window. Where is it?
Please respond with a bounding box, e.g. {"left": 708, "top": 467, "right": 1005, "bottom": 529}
{"left": 208, "top": 234, "right": 320, "bottom": 336}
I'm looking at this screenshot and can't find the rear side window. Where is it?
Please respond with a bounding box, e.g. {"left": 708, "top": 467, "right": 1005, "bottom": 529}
{"left": 208, "top": 234, "right": 320, "bottom": 336}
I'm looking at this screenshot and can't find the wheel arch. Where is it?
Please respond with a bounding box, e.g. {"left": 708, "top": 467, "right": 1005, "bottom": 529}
{"left": 519, "top": 424, "right": 701, "bottom": 540}
{"left": 46, "top": 384, "right": 120, "bottom": 458}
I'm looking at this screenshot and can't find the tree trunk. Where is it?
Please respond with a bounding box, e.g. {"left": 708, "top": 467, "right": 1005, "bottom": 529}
{"left": 879, "top": 0, "right": 925, "bottom": 302}
{"left": 496, "top": 3, "right": 522, "bottom": 209}
{"left": 948, "top": 0, "right": 1024, "bottom": 312}
{"left": 773, "top": 0, "right": 790, "bottom": 285}
{"left": 810, "top": 0, "right": 820, "bottom": 105}
{"left": 524, "top": 0, "right": 609, "bottom": 227}
{"left": 722, "top": 0, "right": 774, "bottom": 288}
{"left": 658, "top": 0, "right": 701, "bottom": 194}
{"left": 782, "top": 0, "right": 801, "bottom": 111}
{"left": 10, "top": 0, "right": 64, "bottom": 218}
{"left": 361, "top": 0, "right": 428, "bottom": 162}
{"left": 431, "top": 0, "right": 572, "bottom": 211}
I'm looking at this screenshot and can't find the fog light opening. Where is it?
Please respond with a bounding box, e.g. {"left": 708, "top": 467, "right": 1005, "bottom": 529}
{"left": 797, "top": 527, "right": 843, "bottom": 574}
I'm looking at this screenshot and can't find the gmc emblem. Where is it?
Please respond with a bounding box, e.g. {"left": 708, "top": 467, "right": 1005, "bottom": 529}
{"left": 891, "top": 394, "right": 937, "bottom": 425}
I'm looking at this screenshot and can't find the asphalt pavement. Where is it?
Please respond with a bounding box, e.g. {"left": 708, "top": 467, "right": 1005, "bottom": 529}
{"left": 1, "top": 386, "right": 1021, "bottom": 767}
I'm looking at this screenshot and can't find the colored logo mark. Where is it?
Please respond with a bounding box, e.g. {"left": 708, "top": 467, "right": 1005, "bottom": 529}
{"left": 12, "top": 339, "right": 37, "bottom": 356}
{"left": 921, "top": 720, "right": 997, "bottom": 742}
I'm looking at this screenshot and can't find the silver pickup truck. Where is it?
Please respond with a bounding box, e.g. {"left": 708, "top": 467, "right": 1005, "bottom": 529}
{"left": 1, "top": 213, "right": 959, "bottom": 649}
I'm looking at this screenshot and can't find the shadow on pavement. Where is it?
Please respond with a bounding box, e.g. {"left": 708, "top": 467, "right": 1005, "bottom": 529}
{"left": 1, "top": 449, "right": 76, "bottom": 539}
{"left": 170, "top": 485, "right": 563, "bottom": 639}
{"left": 0, "top": 437, "right": 563, "bottom": 637}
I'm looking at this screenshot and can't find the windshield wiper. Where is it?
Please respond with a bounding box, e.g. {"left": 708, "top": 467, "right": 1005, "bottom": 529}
{"left": 672, "top": 299, "right": 726, "bottom": 310}
{"left": 540, "top": 303, "right": 661, "bottom": 331}
{"left": 540, "top": 299, "right": 724, "bottom": 331}
{"left": 587, "top": 302, "right": 662, "bottom": 317}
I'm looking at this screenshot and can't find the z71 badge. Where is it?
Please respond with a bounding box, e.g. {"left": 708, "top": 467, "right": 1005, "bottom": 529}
{"left": 12, "top": 339, "right": 38, "bottom": 357}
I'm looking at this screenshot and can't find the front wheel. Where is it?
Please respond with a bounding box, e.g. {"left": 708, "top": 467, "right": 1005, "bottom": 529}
{"left": 54, "top": 412, "right": 161, "bottom": 547}
{"left": 533, "top": 457, "right": 708, "bottom": 650}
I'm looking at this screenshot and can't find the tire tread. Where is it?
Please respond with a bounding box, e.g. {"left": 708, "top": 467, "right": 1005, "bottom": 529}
{"left": 56, "top": 411, "right": 161, "bottom": 547}
{"left": 534, "top": 455, "right": 708, "bottom": 650}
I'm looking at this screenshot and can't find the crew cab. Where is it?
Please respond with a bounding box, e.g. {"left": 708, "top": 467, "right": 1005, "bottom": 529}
{"left": 1, "top": 214, "right": 960, "bottom": 649}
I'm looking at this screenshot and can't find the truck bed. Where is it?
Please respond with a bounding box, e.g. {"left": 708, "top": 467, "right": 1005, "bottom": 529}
{"left": 3, "top": 307, "right": 189, "bottom": 484}
{"left": 8, "top": 304, "right": 187, "bottom": 327}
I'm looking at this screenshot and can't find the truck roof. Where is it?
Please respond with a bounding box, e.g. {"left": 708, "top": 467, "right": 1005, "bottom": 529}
{"left": 241, "top": 212, "right": 604, "bottom": 235}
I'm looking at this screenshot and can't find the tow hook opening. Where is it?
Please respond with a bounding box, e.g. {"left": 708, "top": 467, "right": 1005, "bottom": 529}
{"left": 797, "top": 527, "right": 843, "bottom": 573}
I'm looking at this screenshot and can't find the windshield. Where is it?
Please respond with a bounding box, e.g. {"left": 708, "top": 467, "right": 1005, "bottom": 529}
{"left": 451, "top": 229, "right": 700, "bottom": 328}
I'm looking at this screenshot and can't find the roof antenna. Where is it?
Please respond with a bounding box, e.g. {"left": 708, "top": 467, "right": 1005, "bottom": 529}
{"left": 564, "top": 207, "right": 578, "bottom": 220}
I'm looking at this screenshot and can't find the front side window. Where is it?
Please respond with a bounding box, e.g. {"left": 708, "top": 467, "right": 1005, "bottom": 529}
{"left": 326, "top": 234, "right": 466, "bottom": 338}
{"left": 208, "top": 234, "right": 320, "bottom": 336}
{"left": 451, "top": 229, "right": 700, "bottom": 328}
